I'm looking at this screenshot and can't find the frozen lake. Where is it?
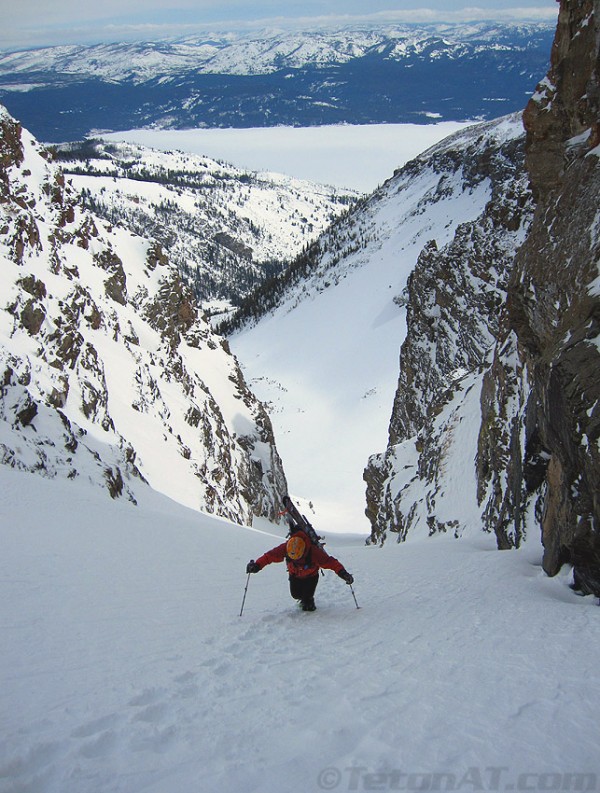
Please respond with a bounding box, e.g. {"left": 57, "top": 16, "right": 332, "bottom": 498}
{"left": 102, "top": 121, "right": 475, "bottom": 192}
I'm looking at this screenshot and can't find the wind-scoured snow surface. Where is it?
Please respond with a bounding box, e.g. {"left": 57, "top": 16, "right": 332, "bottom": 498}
{"left": 1, "top": 467, "right": 599, "bottom": 793}
{"left": 231, "top": 115, "right": 521, "bottom": 534}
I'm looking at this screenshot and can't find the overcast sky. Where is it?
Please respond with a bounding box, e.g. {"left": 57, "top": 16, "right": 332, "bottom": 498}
{"left": 1, "top": 1, "right": 558, "bottom": 50}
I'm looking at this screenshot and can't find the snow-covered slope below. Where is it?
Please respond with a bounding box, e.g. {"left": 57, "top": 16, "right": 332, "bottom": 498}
{"left": 1, "top": 466, "right": 598, "bottom": 793}
{"left": 54, "top": 139, "right": 356, "bottom": 312}
{"left": 230, "top": 114, "right": 524, "bottom": 534}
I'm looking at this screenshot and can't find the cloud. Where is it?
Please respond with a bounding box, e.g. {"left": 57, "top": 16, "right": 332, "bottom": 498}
{"left": 1, "top": 4, "right": 558, "bottom": 50}
{"left": 248, "top": 6, "right": 559, "bottom": 26}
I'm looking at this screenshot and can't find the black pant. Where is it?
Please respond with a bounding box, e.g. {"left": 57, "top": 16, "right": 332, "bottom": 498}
{"left": 289, "top": 574, "right": 319, "bottom": 603}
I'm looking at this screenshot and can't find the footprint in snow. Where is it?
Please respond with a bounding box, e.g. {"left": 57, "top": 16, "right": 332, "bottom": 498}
{"left": 129, "top": 724, "right": 179, "bottom": 755}
{"left": 0, "top": 740, "right": 61, "bottom": 781}
{"left": 173, "top": 671, "right": 199, "bottom": 698}
{"left": 132, "top": 702, "right": 170, "bottom": 724}
{"left": 70, "top": 713, "right": 119, "bottom": 739}
{"left": 127, "top": 687, "right": 166, "bottom": 707}
{"left": 78, "top": 729, "right": 117, "bottom": 759}
{"left": 174, "top": 670, "right": 196, "bottom": 684}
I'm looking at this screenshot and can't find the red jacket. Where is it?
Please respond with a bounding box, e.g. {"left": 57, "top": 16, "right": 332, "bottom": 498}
{"left": 256, "top": 530, "right": 344, "bottom": 579}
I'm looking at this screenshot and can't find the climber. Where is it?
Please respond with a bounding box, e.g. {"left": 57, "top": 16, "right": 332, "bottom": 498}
{"left": 246, "top": 521, "right": 354, "bottom": 611}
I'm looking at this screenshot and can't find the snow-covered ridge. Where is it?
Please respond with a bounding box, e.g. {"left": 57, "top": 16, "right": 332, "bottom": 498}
{"left": 363, "top": 112, "right": 534, "bottom": 543}
{"left": 228, "top": 114, "right": 524, "bottom": 330}
{"left": 0, "top": 106, "right": 287, "bottom": 522}
{"left": 53, "top": 138, "right": 356, "bottom": 314}
{"left": 0, "top": 22, "right": 554, "bottom": 81}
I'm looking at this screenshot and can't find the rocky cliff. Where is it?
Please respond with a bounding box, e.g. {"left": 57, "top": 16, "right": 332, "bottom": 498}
{"left": 364, "top": 116, "right": 534, "bottom": 543}
{"left": 365, "top": 0, "right": 600, "bottom": 595}
{"left": 498, "top": 0, "right": 600, "bottom": 592}
{"left": 0, "top": 105, "right": 287, "bottom": 524}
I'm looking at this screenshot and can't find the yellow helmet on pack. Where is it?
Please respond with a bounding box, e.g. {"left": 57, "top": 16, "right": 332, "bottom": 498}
{"left": 286, "top": 535, "right": 306, "bottom": 561}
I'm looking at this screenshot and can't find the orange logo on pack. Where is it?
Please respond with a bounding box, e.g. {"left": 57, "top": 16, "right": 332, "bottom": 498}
{"left": 286, "top": 535, "right": 306, "bottom": 561}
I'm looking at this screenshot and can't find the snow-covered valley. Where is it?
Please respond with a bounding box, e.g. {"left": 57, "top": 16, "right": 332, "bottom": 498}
{"left": 230, "top": 115, "right": 525, "bottom": 535}
{"left": 2, "top": 467, "right": 599, "bottom": 793}
{"left": 43, "top": 118, "right": 489, "bottom": 537}
{"left": 55, "top": 136, "right": 357, "bottom": 312}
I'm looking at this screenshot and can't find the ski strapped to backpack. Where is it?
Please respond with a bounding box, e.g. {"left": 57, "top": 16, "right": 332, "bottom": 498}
{"left": 281, "top": 495, "right": 325, "bottom": 549}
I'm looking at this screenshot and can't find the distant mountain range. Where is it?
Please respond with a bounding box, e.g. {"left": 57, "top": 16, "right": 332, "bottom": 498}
{"left": 0, "top": 23, "right": 555, "bottom": 141}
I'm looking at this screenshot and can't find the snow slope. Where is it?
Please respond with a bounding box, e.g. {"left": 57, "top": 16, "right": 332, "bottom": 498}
{"left": 230, "top": 116, "right": 521, "bottom": 535}
{"left": 1, "top": 466, "right": 599, "bottom": 793}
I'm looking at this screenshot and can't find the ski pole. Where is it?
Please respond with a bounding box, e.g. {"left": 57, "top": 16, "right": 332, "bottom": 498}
{"left": 239, "top": 572, "right": 251, "bottom": 617}
{"left": 349, "top": 582, "right": 360, "bottom": 609}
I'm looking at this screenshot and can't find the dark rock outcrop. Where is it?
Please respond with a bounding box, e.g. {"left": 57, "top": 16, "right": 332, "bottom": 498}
{"left": 364, "top": 116, "right": 534, "bottom": 543}
{"left": 498, "top": 0, "right": 600, "bottom": 592}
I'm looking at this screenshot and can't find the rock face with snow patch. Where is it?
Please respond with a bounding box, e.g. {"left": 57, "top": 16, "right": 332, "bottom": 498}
{"left": 364, "top": 115, "right": 533, "bottom": 542}
{"left": 0, "top": 105, "right": 286, "bottom": 524}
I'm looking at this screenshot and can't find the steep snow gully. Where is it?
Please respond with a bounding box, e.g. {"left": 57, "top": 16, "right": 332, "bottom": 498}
{"left": 1, "top": 469, "right": 599, "bottom": 793}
